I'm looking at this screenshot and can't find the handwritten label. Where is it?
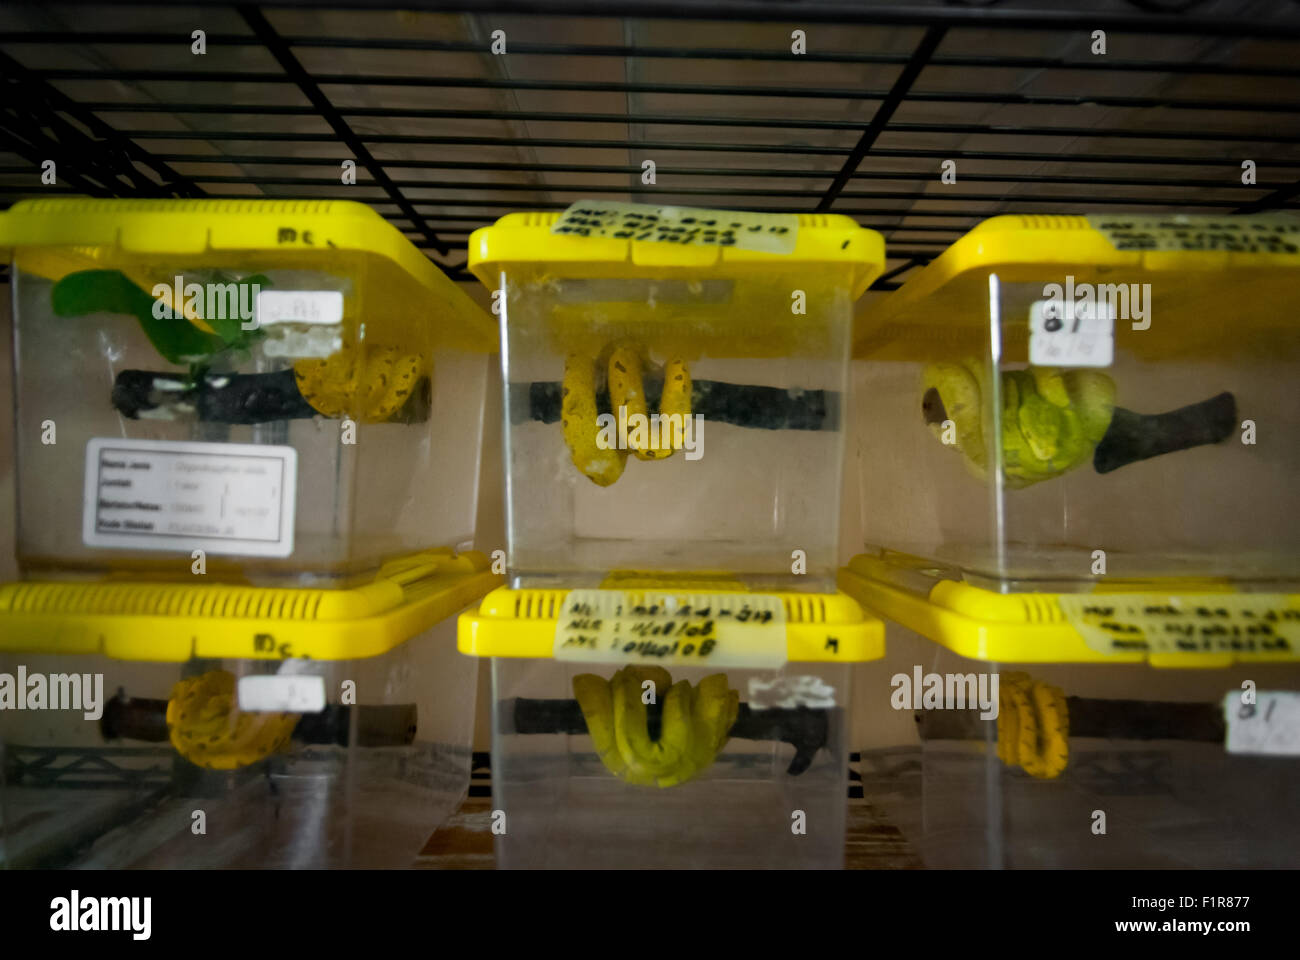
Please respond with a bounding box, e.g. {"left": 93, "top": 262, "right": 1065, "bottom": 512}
{"left": 1057, "top": 594, "right": 1300, "bottom": 658}
{"left": 551, "top": 200, "right": 799, "bottom": 254}
{"left": 1029, "top": 297, "right": 1114, "bottom": 368}
{"left": 1224, "top": 691, "right": 1300, "bottom": 756}
{"left": 238, "top": 674, "right": 325, "bottom": 714}
{"left": 255, "top": 290, "right": 343, "bottom": 327}
{"left": 553, "top": 589, "right": 787, "bottom": 667}
{"left": 1086, "top": 214, "right": 1300, "bottom": 254}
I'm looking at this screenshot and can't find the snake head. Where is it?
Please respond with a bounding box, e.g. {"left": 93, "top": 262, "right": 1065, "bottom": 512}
{"left": 921, "top": 385, "right": 947, "bottom": 430}
{"left": 920, "top": 361, "right": 987, "bottom": 473}
{"left": 1002, "top": 368, "right": 1117, "bottom": 486}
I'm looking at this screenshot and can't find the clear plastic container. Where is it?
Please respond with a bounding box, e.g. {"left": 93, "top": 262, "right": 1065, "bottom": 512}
{"left": 468, "top": 206, "right": 883, "bottom": 592}
{"left": 0, "top": 199, "right": 500, "bottom": 868}
{"left": 867, "top": 629, "right": 1300, "bottom": 868}
{"left": 2, "top": 198, "right": 496, "bottom": 588}
{"left": 0, "top": 552, "right": 494, "bottom": 869}
{"left": 460, "top": 583, "right": 882, "bottom": 869}
{"left": 845, "top": 214, "right": 1300, "bottom": 667}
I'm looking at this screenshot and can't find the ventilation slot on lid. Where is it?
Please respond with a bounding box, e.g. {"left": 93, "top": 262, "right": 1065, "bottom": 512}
{"left": 1019, "top": 595, "right": 1063, "bottom": 624}
{"left": 1016, "top": 214, "right": 1089, "bottom": 231}
{"left": 783, "top": 595, "right": 827, "bottom": 624}
{"left": 514, "top": 590, "right": 560, "bottom": 620}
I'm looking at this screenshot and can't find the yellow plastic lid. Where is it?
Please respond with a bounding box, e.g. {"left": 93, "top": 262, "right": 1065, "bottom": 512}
{"left": 459, "top": 585, "right": 884, "bottom": 664}
{"left": 0, "top": 550, "right": 502, "bottom": 662}
{"left": 468, "top": 206, "right": 885, "bottom": 299}
{"left": 840, "top": 552, "right": 1300, "bottom": 669}
{"left": 855, "top": 212, "right": 1300, "bottom": 359}
{"left": 0, "top": 197, "right": 497, "bottom": 351}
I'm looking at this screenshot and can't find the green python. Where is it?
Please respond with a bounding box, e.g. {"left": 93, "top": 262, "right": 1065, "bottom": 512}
{"left": 922, "top": 360, "right": 1116, "bottom": 488}
{"left": 573, "top": 666, "right": 740, "bottom": 788}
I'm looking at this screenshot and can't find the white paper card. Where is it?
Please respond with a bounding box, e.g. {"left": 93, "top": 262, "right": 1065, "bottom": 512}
{"left": 1029, "top": 297, "right": 1115, "bottom": 368}
{"left": 255, "top": 290, "right": 344, "bottom": 327}
{"left": 1224, "top": 691, "right": 1300, "bottom": 756}
{"left": 84, "top": 438, "right": 296, "bottom": 557}
{"left": 238, "top": 674, "right": 326, "bottom": 714}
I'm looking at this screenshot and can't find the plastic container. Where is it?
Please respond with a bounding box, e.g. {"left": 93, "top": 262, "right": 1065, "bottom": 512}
{"left": 467, "top": 203, "right": 884, "bottom": 591}
{"left": 0, "top": 198, "right": 501, "bottom": 867}
{"left": 845, "top": 214, "right": 1300, "bottom": 666}
{"left": 460, "top": 581, "right": 883, "bottom": 868}
{"left": 2, "top": 198, "right": 496, "bottom": 587}
{"left": 0, "top": 550, "right": 497, "bottom": 868}
{"left": 861, "top": 628, "right": 1300, "bottom": 868}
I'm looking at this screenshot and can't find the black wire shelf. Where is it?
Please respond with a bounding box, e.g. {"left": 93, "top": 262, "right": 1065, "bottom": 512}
{"left": 1, "top": 0, "right": 1298, "bottom": 291}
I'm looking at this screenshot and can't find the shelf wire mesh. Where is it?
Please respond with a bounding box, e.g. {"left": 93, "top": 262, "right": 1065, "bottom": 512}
{"left": 1, "top": 1, "right": 1298, "bottom": 291}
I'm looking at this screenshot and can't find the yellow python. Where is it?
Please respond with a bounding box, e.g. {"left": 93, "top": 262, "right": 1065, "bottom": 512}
{"left": 996, "top": 671, "right": 1069, "bottom": 779}
{"left": 166, "top": 670, "right": 298, "bottom": 770}
{"left": 561, "top": 343, "right": 693, "bottom": 486}
{"left": 293, "top": 346, "right": 426, "bottom": 423}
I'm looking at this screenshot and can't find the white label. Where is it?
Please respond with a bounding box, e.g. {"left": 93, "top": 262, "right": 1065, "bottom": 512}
{"left": 238, "top": 674, "right": 326, "bottom": 714}
{"left": 1057, "top": 593, "right": 1300, "bottom": 658}
{"left": 553, "top": 589, "right": 787, "bottom": 668}
{"left": 1029, "top": 298, "right": 1115, "bottom": 367}
{"left": 255, "top": 290, "right": 344, "bottom": 327}
{"left": 552, "top": 200, "right": 799, "bottom": 254}
{"left": 1086, "top": 213, "right": 1300, "bottom": 254}
{"left": 1224, "top": 691, "right": 1300, "bottom": 756}
{"left": 83, "top": 438, "right": 296, "bottom": 557}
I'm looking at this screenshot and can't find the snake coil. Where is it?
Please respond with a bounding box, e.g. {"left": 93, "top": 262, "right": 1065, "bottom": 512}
{"left": 572, "top": 666, "right": 739, "bottom": 788}
{"left": 561, "top": 343, "right": 693, "bottom": 486}
{"left": 294, "top": 346, "right": 427, "bottom": 422}
{"left": 996, "top": 671, "right": 1070, "bottom": 779}
{"left": 166, "top": 670, "right": 299, "bottom": 770}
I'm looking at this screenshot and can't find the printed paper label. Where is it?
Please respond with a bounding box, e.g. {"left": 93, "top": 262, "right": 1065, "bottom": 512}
{"left": 255, "top": 290, "right": 344, "bottom": 327}
{"left": 553, "top": 589, "right": 788, "bottom": 668}
{"left": 1224, "top": 691, "right": 1300, "bottom": 756}
{"left": 1086, "top": 214, "right": 1300, "bottom": 254}
{"left": 552, "top": 200, "right": 799, "bottom": 254}
{"left": 1057, "top": 593, "right": 1300, "bottom": 658}
{"left": 84, "top": 438, "right": 296, "bottom": 557}
{"left": 238, "top": 674, "right": 326, "bottom": 714}
{"left": 1029, "top": 297, "right": 1115, "bottom": 367}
